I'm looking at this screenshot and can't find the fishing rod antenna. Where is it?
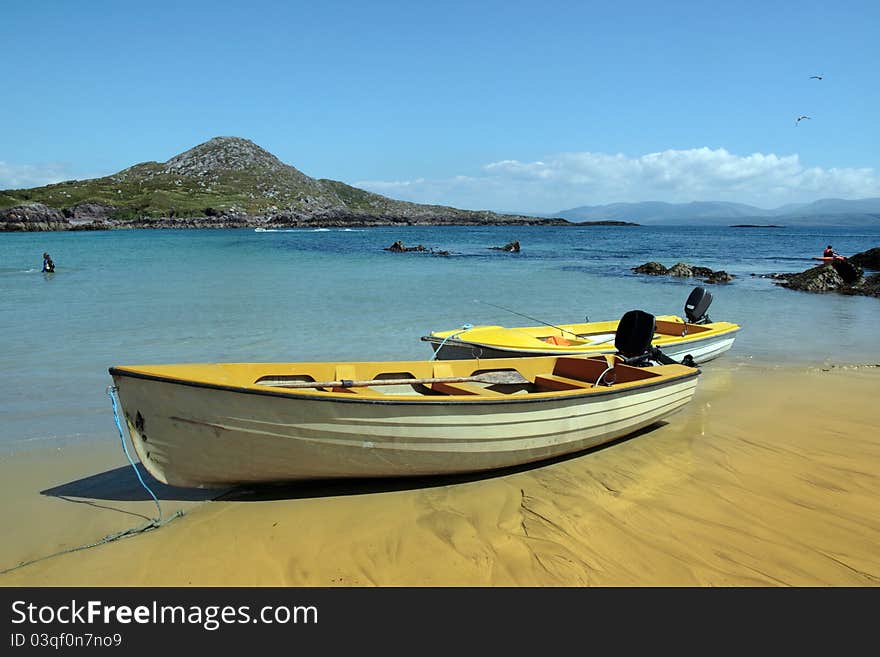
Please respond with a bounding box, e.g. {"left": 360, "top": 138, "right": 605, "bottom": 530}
{"left": 474, "top": 299, "right": 581, "bottom": 338}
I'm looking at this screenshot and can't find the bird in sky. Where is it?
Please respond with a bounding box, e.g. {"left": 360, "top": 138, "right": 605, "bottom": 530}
{"left": 809, "top": 74, "right": 823, "bottom": 80}
{"left": 796, "top": 115, "right": 811, "bottom": 125}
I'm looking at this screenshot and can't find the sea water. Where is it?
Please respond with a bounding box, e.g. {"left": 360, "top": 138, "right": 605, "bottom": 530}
{"left": 1, "top": 224, "right": 879, "bottom": 453}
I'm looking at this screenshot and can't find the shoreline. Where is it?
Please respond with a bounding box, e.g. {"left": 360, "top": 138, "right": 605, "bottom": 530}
{"left": 0, "top": 218, "right": 641, "bottom": 232}
{"left": 2, "top": 360, "right": 879, "bottom": 586}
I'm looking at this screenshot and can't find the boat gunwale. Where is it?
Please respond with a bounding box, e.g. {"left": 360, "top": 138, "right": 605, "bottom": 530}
{"left": 421, "top": 325, "right": 741, "bottom": 354}
{"left": 108, "top": 366, "right": 701, "bottom": 406}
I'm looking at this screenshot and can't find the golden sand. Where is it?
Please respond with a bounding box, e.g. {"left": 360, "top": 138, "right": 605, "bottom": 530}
{"left": 2, "top": 362, "right": 879, "bottom": 586}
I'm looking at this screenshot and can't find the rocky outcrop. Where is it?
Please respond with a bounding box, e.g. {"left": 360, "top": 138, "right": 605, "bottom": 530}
{"left": 848, "top": 247, "right": 880, "bottom": 271}
{"left": 632, "top": 261, "right": 734, "bottom": 284}
{"left": 63, "top": 202, "right": 117, "bottom": 223}
{"left": 633, "top": 261, "right": 667, "bottom": 275}
{"left": 775, "top": 262, "right": 853, "bottom": 293}
{"left": 383, "top": 241, "right": 453, "bottom": 256}
{"left": 0, "top": 203, "right": 70, "bottom": 231}
{"left": 703, "top": 271, "right": 734, "bottom": 284}
{"left": 771, "top": 259, "right": 878, "bottom": 297}
{"left": 0, "top": 204, "right": 571, "bottom": 231}
{"left": 489, "top": 240, "right": 520, "bottom": 252}
{"left": 384, "top": 241, "right": 427, "bottom": 253}
{"left": 849, "top": 273, "right": 880, "bottom": 296}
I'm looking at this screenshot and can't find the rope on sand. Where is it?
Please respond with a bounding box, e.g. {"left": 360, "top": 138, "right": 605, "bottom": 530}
{"left": 0, "top": 511, "right": 183, "bottom": 576}
{"left": 0, "top": 388, "right": 185, "bottom": 576}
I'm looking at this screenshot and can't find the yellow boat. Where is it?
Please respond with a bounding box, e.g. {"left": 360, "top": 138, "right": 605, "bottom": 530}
{"left": 109, "top": 312, "right": 700, "bottom": 488}
{"left": 423, "top": 287, "right": 740, "bottom": 363}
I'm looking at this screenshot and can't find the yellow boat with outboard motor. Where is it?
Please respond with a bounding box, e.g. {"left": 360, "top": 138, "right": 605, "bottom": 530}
{"left": 422, "top": 287, "right": 740, "bottom": 363}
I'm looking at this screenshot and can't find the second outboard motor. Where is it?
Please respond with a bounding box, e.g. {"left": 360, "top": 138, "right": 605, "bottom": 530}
{"left": 616, "top": 309, "right": 686, "bottom": 367}
{"left": 684, "top": 287, "right": 713, "bottom": 324}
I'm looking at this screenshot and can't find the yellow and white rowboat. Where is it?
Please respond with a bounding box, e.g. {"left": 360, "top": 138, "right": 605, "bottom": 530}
{"left": 109, "top": 352, "right": 699, "bottom": 488}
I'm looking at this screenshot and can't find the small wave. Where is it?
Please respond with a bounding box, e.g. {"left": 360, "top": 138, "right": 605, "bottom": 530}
{"left": 0, "top": 268, "right": 40, "bottom": 275}
{"left": 256, "top": 226, "right": 365, "bottom": 233}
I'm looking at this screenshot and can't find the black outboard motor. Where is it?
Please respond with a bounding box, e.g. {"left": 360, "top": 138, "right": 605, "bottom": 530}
{"left": 615, "top": 310, "right": 656, "bottom": 361}
{"left": 615, "top": 309, "right": 691, "bottom": 367}
{"left": 684, "top": 287, "right": 713, "bottom": 324}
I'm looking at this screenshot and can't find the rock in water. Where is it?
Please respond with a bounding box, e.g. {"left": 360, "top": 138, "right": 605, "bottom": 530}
{"left": 632, "top": 262, "right": 668, "bottom": 275}
{"left": 848, "top": 247, "right": 880, "bottom": 271}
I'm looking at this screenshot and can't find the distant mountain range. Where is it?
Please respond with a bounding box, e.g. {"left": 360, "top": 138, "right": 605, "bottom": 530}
{"left": 551, "top": 199, "right": 880, "bottom": 226}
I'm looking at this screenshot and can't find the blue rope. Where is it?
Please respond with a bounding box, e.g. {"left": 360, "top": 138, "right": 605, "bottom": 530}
{"left": 0, "top": 389, "right": 185, "bottom": 575}
{"left": 107, "top": 385, "right": 163, "bottom": 522}
{"left": 430, "top": 324, "right": 474, "bottom": 360}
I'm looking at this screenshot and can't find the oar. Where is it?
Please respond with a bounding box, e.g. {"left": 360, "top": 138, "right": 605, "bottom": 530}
{"left": 257, "top": 370, "right": 531, "bottom": 389}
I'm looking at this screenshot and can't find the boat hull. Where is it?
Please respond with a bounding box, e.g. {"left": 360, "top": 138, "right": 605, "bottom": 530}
{"left": 423, "top": 331, "right": 737, "bottom": 364}
{"left": 110, "top": 363, "right": 699, "bottom": 488}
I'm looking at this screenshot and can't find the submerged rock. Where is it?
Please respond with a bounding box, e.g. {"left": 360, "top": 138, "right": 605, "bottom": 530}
{"left": 632, "top": 261, "right": 733, "bottom": 284}
{"left": 705, "top": 270, "right": 734, "bottom": 284}
{"left": 632, "top": 261, "right": 668, "bottom": 275}
{"left": 384, "top": 240, "right": 427, "bottom": 253}
{"left": 489, "top": 240, "right": 520, "bottom": 252}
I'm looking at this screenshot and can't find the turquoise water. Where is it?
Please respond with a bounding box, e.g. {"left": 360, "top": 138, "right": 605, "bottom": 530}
{"left": 2, "top": 224, "right": 879, "bottom": 452}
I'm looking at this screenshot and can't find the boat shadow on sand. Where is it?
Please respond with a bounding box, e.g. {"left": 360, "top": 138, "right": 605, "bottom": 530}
{"left": 40, "top": 423, "right": 666, "bottom": 504}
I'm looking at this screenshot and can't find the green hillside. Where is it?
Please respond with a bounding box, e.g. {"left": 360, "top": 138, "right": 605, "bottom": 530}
{"left": 0, "top": 137, "right": 549, "bottom": 224}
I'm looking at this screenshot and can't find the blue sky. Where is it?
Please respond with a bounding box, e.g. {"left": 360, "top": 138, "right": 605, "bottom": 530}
{"left": 3, "top": 0, "right": 879, "bottom": 213}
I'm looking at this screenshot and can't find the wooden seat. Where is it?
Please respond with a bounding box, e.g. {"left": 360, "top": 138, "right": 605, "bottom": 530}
{"left": 430, "top": 382, "right": 505, "bottom": 396}
{"left": 533, "top": 374, "right": 591, "bottom": 391}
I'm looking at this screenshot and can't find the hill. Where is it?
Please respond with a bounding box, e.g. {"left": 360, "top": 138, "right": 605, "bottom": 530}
{"left": 0, "top": 137, "right": 568, "bottom": 230}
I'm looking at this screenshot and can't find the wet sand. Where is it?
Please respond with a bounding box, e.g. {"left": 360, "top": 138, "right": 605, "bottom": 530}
{"left": 2, "top": 362, "right": 879, "bottom": 586}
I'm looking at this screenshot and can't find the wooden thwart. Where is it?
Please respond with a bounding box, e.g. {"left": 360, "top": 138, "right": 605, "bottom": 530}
{"left": 257, "top": 370, "right": 531, "bottom": 390}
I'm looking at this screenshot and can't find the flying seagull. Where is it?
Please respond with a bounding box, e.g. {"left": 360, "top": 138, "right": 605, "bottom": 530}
{"left": 796, "top": 115, "right": 811, "bottom": 125}
{"left": 809, "top": 74, "right": 823, "bottom": 80}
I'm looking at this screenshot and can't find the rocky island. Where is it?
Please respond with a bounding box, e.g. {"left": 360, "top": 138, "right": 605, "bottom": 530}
{"left": 758, "top": 248, "right": 880, "bottom": 298}
{"left": 0, "top": 137, "right": 575, "bottom": 231}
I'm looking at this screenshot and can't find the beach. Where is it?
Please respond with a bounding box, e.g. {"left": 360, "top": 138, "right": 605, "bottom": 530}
{"left": 2, "top": 360, "right": 878, "bottom": 587}
{"left": 3, "top": 225, "right": 879, "bottom": 587}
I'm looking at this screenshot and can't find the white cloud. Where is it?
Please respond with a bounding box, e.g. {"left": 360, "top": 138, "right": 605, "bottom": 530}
{"left": 355, "top": 148, "right": 880, "bottom": 213}
{"left": 0, "top": 162, "right": 74, "bottom": 190}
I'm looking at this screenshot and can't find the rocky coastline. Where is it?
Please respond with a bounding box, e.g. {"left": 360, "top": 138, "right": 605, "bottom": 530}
{"left": 0, "top": 202, "right": 575, "bottom": 232}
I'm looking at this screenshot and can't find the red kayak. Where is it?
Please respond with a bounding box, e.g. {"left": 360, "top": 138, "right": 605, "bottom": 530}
{"left": 812, "top": 255, "right": 847, "bottom": 262}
